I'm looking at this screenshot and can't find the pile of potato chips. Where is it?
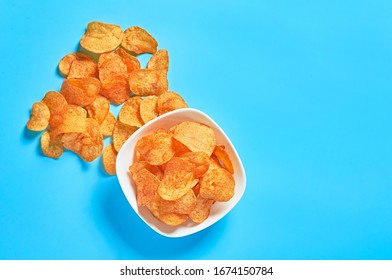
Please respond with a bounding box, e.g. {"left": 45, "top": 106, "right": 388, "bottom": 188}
{"left": 26, "top": 21, "right": 188, "bottom": 174}
{"left": 129, "top": 121, "right": 235, "bottom": 225}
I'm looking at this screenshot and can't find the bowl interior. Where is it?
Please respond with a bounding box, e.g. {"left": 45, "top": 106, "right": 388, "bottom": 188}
{"left": 116, "top": 108, "right": 246, "bottom": 238}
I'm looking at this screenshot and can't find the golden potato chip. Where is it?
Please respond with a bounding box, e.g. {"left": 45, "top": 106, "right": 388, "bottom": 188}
{"left": 40, "top": 130, "right": 63, "bottom": 159}
{"left": 172, "top": 121, "right": 216, "bottom": 156}
{"left": 135, "top": 130, "right": 175, "bottom": 165}
{"left": 80, "top": 21, "right": 123, "bottom": 54}
{"left": 115, "top": 48, "right": 141, "bottom": 74}
{"left": 68, "top": 59, "right": 98, "bottom": 79}
{"left": 180, "top": 152, "right": 210, "bottom": 178}
{"left": 150, "top": 190, "right": 196, "bottom": 215}
{"left": 189, "top": 195, "right": 214, "bottom": 223}
{"left": 98, "top": 52, "right": 128, "bottom": 80}
{"left": 100, "top": 77, "right": 130, "bottom": 105}
{"left": 192, "top": 183, "right": 201, "bottom": 196}
{"left": 118, "top": 96, "right": 144, "bottom": 127}
{"left": 60, "top": 77, "right": 101, "bottom": 106}
{"left": 199, "top": 167, "right": 235, "bottom": 202}
{"left": 53, "top": 110, "right": 86, "bottom": 136}
{"left": 27, "top": 102, "right": 50, "bottom": 131}
{"left": 139, "top": 95, "right": 158, "bottom": 124}
{"left": 102, "top": 144, "right": 117, "bottom": 175}
{"left": 129, "top": 161, "right": 163, "bottom": 180}
{"left": 121, "top": 26, "right": 158, "bottom": 55}
{"left": 63, "top": 104, "right": 88, "bottom": 118}
{"left": 157, "top": 90, "right": 188, "bottom": 115}
{"left": 158, "top": 157, "right": 195, "bottom": 201}
{"left": 41, "top": 91, "right": 68, "bottom": 127}
{"left": 150, "top": 211, "right": 188, "bottom": 226}
{"left": 112, "top": 121, "right": 137, "bottom": 152}
{"left": 132, "top": 168, "right": 161, "bottom": 207}
{"left": 128, "top": 69, "right": 168, "bottom": 96}
{"left": 147, "top": 49, "right": 169, "bottom": 72}
{"left": 99, "top": 111, "right": 116, "bottom": 137}
{"left": 85, "top": 95, "right": 110, "bottom": 124}
{"left": 58, "top": 52, "right": 93, "bottom": 77}
{"left": 213, "top": 145, "right": 234, "bottom": 174}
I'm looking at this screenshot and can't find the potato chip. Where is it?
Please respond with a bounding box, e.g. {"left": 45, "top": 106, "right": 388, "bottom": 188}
{"left": 98, "top": 52, "right": 128, "bottom": 80}
{"left": 132, "top": 168, "right": 161, "bottom": 207}
{"left": 80, "top": 21, "right": 123, "bottom": 54}
{"left": 213, "top": 145, "right": 234, "bottom": 174}
{"left": 100, "top": 77, "right": 130, "bottom": 105}
{"left": 53, "top": 109, "right": 86, "bottom": 135}
{"left": 150, "top": 211, "right": 188, "bottom": 226}
{"left": 115, "top": 48, "right": 141, "bottom": 74}
{"left": 139, "top": 95, "right": 158, "bottom": 124}
{"left": 60, "top": 77, "right": 100, "bottom": 106}
{"left": 157, "top": 91, "right": 188, "bottom": 115}
{"left": 158, "top": 157, "right": 195, "bottom": 201}
{"left": 112, "top": 121, "right": 137, "bottom": 152}
{"left": 99, "top": 111, "right": 116, "bottom": 137}
{"left": 128, "top": 69, "right": 168, "bottom": 96}
{"left": 68, "top": 59, "right": 98, "bottom": 79}
{"left": 121, "top": 26, "right": 158, "bottom": 55}
{"left": 41, "top": 91, "right": 68, "bottom": 127}
{"left": 189, "top": 195, "right": 214, "bottom": 223}
{"left": 172, "top": 121, "right": 216, "bottom": 156}
{"left": 27, "top": 102, "right": 50, "bottom": 131}
{"left": 180, "top": 152, "right": 210, "bottom": 178}
{"left": 129, "top": 161, "right": 163, "bottom": 180}
{"left": 58, "top": 52, "right": 93, "bottom": 77}
{"left": 150, "top": 190, "right": 196, "bottom": 215}
{"left": 118, "top": 96, "right": 144, "bottom": 127}
{"left": 199, "top": 167, "right": 235, "bottom": 202}
{"left": 135, "top": 130, "right": 175, "bottom": 165}
{"left": 40, "top": 130, "right": 63, "bottom": 159}
{"left": 147, "top": 49, "right": 169, "bottom": 72}
{"left": 102, "top": 144, "right": 117, "bottom": 175}
{"left": 85, "top": 95, "right": 110, "bottom": 124}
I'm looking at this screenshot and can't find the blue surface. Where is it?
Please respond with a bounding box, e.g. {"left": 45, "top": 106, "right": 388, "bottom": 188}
{"left": 1, "top": 0, "right": 392, "bottom": 260}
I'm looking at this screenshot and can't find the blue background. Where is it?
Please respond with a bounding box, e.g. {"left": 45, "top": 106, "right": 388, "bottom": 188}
{"left": 1, "top": 0, "right": 391, "bottom": 259}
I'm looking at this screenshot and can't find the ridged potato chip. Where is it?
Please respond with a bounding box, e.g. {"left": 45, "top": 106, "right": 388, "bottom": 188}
{"left": 85, "top": 95, "right": 110, "bottom": 124}
{"left": 157, "top": 91, "right": 188, "bottom": 115}
{"left": 147, "top": 49, "right": 169, "bottom": 72}
{"left": 99, "top": 111, "right": 116, "bottom": 137}
{"left": 118, "top": 96, "right": 144, "bottom": 127}
{"left": 129, "top": 69, "right": 168, "bottom": 96}
{"left": 121, "top": 26, "right": 158, "bottom": 55}
{"left": 102, "top": 144, "right": 117, "bottom": 175}
{"left": 139, "top": 95, "right": 158, "bottom": 124}
{"left": 41, "top": 91, "right": 68, "bottom": 127}
{"left": 199, "top": 167, "right": 235, "bottom": 202}
{"left": 132, "top": 168, "right": 161, "bottom": 207}
{"left": 112, "top": 121, "right": 137, "bottom": 152}
{"left": 58, "top": 52, "right": 93, "bottom": 77}
{"left": 68, "top": 59, "right": 98, "bottom": 79}
{"left": 60, "top": 77, "right": 101, "bottom": 106}
{"left": 40, "top": 130, "right": 63, "bottom": 159}
{"left": 115, "top": 48, "right": 141, "bottom": 74}
{"left": 213, "top": 145, "right": 234, "bottom": 174}
{"left": 80, "top": 21, "right": 123, "bottom": 54}
{"left": 27, "top": 102, "right": 50, "bottom": 131}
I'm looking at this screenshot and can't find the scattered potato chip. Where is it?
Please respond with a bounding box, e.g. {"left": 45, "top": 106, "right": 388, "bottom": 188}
{"left": 40, "top": 130, "right": 63, "bottom": 159}
{"left": 41, "top": 91, "right": 68, "bottom": 127}
{"left": 58, "top": 52, "right": 93, "bottom": 77}
{"left": 172, "top": 121, "right": 216, "bottom": 156}
{"left": 80, "top": 21, "right": 123, "bottom": 54}
{"left": 102, "top": 144, "right": 117, "bottom": 175}
{"left": 121, "top": 26, "right": 158, "bottom": 55}
{"left": 99, "top": 111, "right": 116, "bottom": 137}
{"left": 157, "top": 90, "right": 188, "bottom": 115}
{"left": 129, "top": 69, "right": 168, "bottom": 96}
{"left": 68, "top": 59, "right": 98, "bottom": 79}
{"left": 213, "top": 145, "right": 234, "bottom": 174}
{"left": 189, "top": 195, "right": 214, "bottom": 223}
{"left": 139, "top": 95, "right": 159, "bottom": 124}
{"left": 112, "top": 121, "right": 137, "bottom": 152}
{"left": 118, "top": 96, "right": 144, "bottom": 127}
{"left": 60, "top": 77, "right": 101, "bottom": 106}
{"left": 147, "top": 49, "right": 169, "bottom": 72}
{"left": 199, "top": 167, "right": 235, "bottom": 202}
{"left": 115, "top": 48, "right": 141, "bottom": 74}
{"left": 27, "top": 102, "right": 50, "bottom": 131}
{"left": 98, "top": 52, "right": 128, "bottom": 81}
{"left": 135, "top": 130, "right": 175, "bottom": 166}
{"left": 132, "top": 168, "right": 161, "bottom": 207}
{"left": 85, "top": 95, "right": 110, "bottom": 124}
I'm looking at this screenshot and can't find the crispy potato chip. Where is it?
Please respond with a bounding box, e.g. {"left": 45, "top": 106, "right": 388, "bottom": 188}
{"left": 60, "top": 77, "right": 100, "bottom": 106}
{"left": 40, "top": 130, "right": 63, "bottom": 159}
{"left": 213, "top": 145, "right": 234, "bottom": 174}
{"left": 98, "top": 52, "right": 128, "bottom": 80}
{"left": 157, "top": 91, "right": 188, "bottom": 115}
{"left": 172, "top": 121, "right": 216, "bottom": 156}
{"left": 58, "top": 52, "right": 93, "bottom": 77}
{"left": 147, "top": 49, "right": 169, "bottom": 72}
{"left": 180, "top": 152, "right": 210, "bottom": 178}
{"left": 27, "top": 102, "right": 50, "bottom": 131}
{"left": 112, "top": 121, "right": 137, "bottom": 152}
{"left": 121, "top": 26, "right": 158, "bottom": 55}
{"left": 100, "top": 77, "right": 130, "bottom": 105}
{"left": 150, "top": 190, "right": 196, "bottom": 215}
{"left": 99, "top": 111, "right": 116, "bottom": 137}
{"left": 171, "top": 138, "right": 192, "bottom": 156}
{"left": 68, "top": 59, "right": 98, "bottom": 79}
{"left": 135, "top": 130, "right": 175, "bottom": 165}
{"left": 129, "top": 161, "right": 164, "bottom": 180}
{"left": 129, "top": 69, "right": 168, "bottom": 96}
{"left": 139, "top": 95, "right": 158, "bottom": 124}
{"left": 118, "top": 96, "right": 144, "bottom": 127}
{"left": 80, "top": 21, "right": 123, "bottom": 54}
{"left": 150, "top": 211, "right": 188, "bottom": 226}
{"left": 158, "top": 157, "right": 195, "bottom": 201}
{"left": 132, "top": 168, "right": 161, "bottom": 207}
{"left": 115, "top": 48, "right": 141, "bottom": 74}
{"left": 102, "top": 144, "right": 117, "bottom": 175}
{"left": 85, "top": 95, "right": 110, "bottom": 124}
{"left": 41, "top": 91, "right": 68, "bottom": 127}
{"left": 189, "top": 195, "right": 214, "bottom": 223}
{"left": 192, "top": 183, "right": 201, "bottom": 196}
{"left": 199, "top": 167, "right": 235, "bottom": 202}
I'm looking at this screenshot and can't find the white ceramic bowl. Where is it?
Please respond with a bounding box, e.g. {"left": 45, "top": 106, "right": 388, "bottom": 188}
{"left": 116, "top": 108, "right": 246, "bottom": 238}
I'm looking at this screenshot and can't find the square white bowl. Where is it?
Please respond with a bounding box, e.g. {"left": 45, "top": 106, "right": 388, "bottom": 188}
{"left": 116, "top": 108, "right": 246, "bottom": 238}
